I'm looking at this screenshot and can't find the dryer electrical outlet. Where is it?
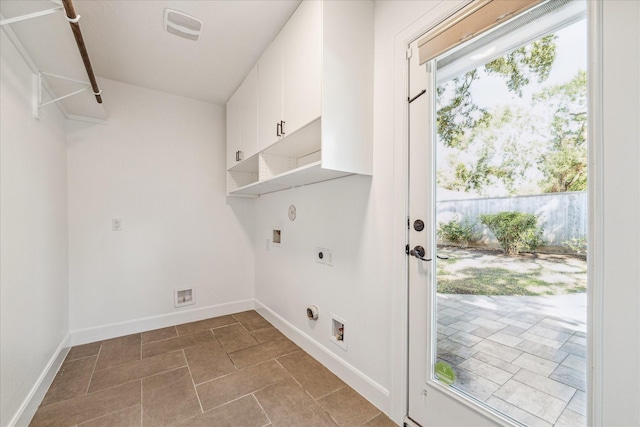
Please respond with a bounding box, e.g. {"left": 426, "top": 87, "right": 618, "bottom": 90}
{"left": 316, "top": 248, "right": 332, "bottom": 266}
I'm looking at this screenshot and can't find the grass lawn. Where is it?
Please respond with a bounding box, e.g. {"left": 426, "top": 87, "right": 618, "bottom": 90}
{"left": 436, "top": 247, "right": 587, "bottom": 296}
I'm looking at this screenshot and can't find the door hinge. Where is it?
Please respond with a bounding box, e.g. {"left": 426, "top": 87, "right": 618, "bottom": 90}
{"left": 406, "top": 47, "right": 413, "bottom": 60}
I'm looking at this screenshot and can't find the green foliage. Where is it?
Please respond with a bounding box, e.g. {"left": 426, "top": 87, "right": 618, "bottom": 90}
{"left": 437, "top": 70, "right": 492, "bottom": 149}
{"left": 563, "top": 237, "right": 587, "bottom": 255}
{"left": 437, "top": 217, "right": 481, "bottom": 246}
{"left": 437, "top": 35, "right": 557, "bottom": 149}
{"left": 534, "top": 71, "right": 587, "bottom": 192}
{"left": 435, "top": 31, "right": 588, "bottom": 196}
{"left": 484, "top": 35, "right": 558, "bottom": 96}
{"left": 437, "top": 106, "right": 541, "bottom": 195}
{"left": 479, "top": 212, "right": 544, "bottom": 255}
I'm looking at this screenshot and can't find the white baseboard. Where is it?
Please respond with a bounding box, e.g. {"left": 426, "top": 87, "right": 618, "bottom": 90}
{"left": 254, "top": 299, "right": 390, "bottom": 414}
{"left": 69, "top": 299, "right": 255, "bottom": 346}
{"left": 9, "top": 334, "right": 70, "bottom": 427}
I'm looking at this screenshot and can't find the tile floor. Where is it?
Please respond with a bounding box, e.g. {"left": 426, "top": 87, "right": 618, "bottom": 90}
{"left": 29, "top": 311, "right": 396, "bottom": 427}
{"left": 437, "top": 294, "right": 587, "bottom": 427}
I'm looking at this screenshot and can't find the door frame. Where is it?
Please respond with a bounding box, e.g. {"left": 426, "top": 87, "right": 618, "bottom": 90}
{"left": 390, "top": 1, "right": 604, "bottom": 424}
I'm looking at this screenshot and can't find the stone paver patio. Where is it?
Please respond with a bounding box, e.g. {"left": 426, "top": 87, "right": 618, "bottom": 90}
{"left": 437, "top": 293, "right": 586, "bottom": 427}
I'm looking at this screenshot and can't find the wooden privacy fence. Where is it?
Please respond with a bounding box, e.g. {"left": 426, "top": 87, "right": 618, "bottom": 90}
{"left": 437, "top": 191, "right": 587, "bottom": 249}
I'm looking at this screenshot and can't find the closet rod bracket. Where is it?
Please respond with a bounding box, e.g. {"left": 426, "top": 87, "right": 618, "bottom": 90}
{"left": 0, "top": 5, "right": 64, "bottom": 27}
{"left": 32, "top": 72, "right": 93, "bottom": 119}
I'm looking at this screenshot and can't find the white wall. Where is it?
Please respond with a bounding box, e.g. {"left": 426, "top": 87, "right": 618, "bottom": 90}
{"left": 0, "top": 31, "right": 69, "bottom": 427}
{"left": 67, "top": 78, "right": 255, "bottom": 339}
{"left": 254, "top": 175, "right": 391, "bottom": 402}
{"left": 599, "top": 2, "right": 640, "bottom": 425}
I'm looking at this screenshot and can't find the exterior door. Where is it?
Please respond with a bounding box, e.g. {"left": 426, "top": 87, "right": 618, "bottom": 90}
{"left": 407, "top": 2, "right": 589, "bottom": 426}
{"left": 407, "top": 37, "right": 498, "bottom": 427}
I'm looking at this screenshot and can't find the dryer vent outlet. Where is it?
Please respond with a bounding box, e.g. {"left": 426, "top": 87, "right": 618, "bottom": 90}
{"left": 306, "top": 305, "right": 319, "bottom": 320}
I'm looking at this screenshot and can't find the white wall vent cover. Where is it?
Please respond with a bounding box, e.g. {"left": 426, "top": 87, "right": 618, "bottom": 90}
{"left": 164, "top": 9, "right": 203, "bottom": 41}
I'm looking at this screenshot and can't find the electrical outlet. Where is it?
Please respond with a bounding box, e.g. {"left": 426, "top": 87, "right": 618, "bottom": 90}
{"left": 112, "top": 218, "right": 122, "bottom": 231}
{"left": 324, "top": 249, "right": 333, "bottom": 266}
{"left": 316, "top": 247, "right": 326, "bottom": 264}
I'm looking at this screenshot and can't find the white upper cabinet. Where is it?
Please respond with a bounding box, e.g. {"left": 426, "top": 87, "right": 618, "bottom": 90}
{"left": 257, "top": 1, "right": 321, "bottom": 151}
{"left": 227, "top": 0, "right": 373, "bottom": 196}
{"left": 226, "top": 88, "right": 241, "bottom": 170}
{"left": 257, "top": 35, "right": 284, "bottom": 151}
{"left": 281, "top": 0, "right": 322, "bottom": 142}
{"left": 226, "top": 65, "right": 258, "bottom": 169}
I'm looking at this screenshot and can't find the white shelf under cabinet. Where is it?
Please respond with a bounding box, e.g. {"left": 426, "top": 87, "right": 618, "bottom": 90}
{"left": 227, "top": 118, "right": 350, "bottom": 196}
{"left": 229, "top": 161, "right": 352, "bottom": 196}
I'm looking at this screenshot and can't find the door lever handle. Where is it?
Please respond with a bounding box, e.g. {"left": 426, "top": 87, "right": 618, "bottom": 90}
{"left": 409, "top": 245, "right": 432, "bottom": 262}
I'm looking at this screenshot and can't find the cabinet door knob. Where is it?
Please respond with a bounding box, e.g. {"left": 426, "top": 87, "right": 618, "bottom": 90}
{"left": 280, "top": 120, "right": 286, "bottom": 135}
{"left": 236, "top": 150, "right": 243, "bottom": 162}
{"left": 276, "top": 122, "right": 281, "bottom": 137}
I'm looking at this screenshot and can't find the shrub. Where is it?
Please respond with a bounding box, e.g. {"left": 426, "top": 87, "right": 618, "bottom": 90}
{"left": 563, "top": 237, "right": 587, "bottom": 255}
{"left": 437, "top": 216, "right": 481, "bottom": 247}
{"left": 479, "top": 211, "right": 544, "bottom": 255}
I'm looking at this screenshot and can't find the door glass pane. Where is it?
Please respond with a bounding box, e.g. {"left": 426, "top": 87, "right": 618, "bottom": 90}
{"left": 433, "top": 2, "right": 587, "bottom": 426}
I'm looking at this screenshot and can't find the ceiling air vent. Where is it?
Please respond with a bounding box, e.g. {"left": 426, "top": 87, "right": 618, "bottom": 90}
{"left": 164, "top": 9, "right": 203, "bottom": 41}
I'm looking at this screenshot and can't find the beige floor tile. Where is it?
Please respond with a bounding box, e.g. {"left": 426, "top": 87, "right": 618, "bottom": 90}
{"left": 233, "top": 311, "right": 272, "bottom": 331}
{"left": 196, "top": 360, "right": 289, "bottom": 411}
{"left": 29, "top": 381, "right": 141, "bottom": 427}
{"left": 176, "top": 395, "right": 269, "bottom": 427}
{"left": 184, "top": 341, "right": 236, "bottom": 385}
{"left": 41, "top": 356, "right": 97, "bottom": 406}
{"left": 362, "top": 413, "right": 398, "bottom": 427}
{"left": 142, "top": 330, "right": 215, "bottom": 359}
{"left": 95, "top": 334, "right": 141, "bottom": 371}
{"left": 175, "top": 315, "right": 237, "bottom": 336}
{"left": 66, "top": 342, "right": 102, "bottom": 362}
{"left": 77, "top": 405, "right": 141, "bottom": 427}
{"left": 317, "top": 386, "right": 380, "bottom": 426}
{"left": 142, "top": 367, "right": 201, "bottom": 427}
{"left": 30, "top": 313, "right": 392, "bottom": 427}
{"left": 254, "top": 378, "right": 337, "bottom": 427}
{"left": 141, "top": 326, "right": 177, "bottom": 344}
{"left": 89, "top": 351, "right": 186, "bottom": 393}
{"left": 229, "top": 338, "right": 298, "bottom": 369}
{"left": 251, "top": 326, "right": 286, "bottom": 343}
{"left": 213, "top": 324, "right": 259, "bottom": 353}
{"left": 277, "top": 351, "right": 345, "bottom": 399}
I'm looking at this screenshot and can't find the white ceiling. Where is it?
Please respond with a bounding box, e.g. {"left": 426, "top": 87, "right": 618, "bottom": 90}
{"left": 1, "top": 0, "right": 301, "bottom": 111}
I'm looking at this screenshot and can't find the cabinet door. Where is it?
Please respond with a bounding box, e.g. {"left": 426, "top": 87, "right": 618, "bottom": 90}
{"left": 226, "top": 89, "right": 241, "bottom": 169}
{"left": 282, "top": 0, "right": 321, "bottom": 136}
{"left": 257, "top": 35, "right": 284, "bottom": 151}
{"left": 239, "top": 65, "right": 258, "bottom": 160}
